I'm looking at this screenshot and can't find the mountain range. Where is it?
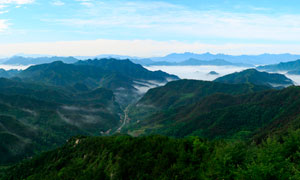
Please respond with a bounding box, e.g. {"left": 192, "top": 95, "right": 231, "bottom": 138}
{"left": 149, "top": 52, "right": 300, "bottom": 65}
{"left": 0, "top": 58, "right": 179, "bottom": 164}
{"left": 1, "top": 57, "right": 300, "bottom": 179}
{"left": 0, "top": 69, "right": 20, "bottom": 78}
{"left": 3, "top": 52, "right": 300, "bottom": 66}
{"left": 124, "top": 79, "right": 299, "bottom": 140}
{"left": 2, "top": 56, "right": 78, "bottom": 65}
{"left": 214, "top": 69, "right": 294, "bottom": 88}
{"left": 4, "top": 78, "right": 300, "bottom": 179}
{"left": 17, "top": 59, "right": 179, "bottom": 105}
{"left": 134, "top": 58, "right": 253, "bottom": 67}
{"left": 1, "top": 55, "right": 253, "bottom": 67}
{"left": 257, "top": 59, "right": 300, "bottom": 75}
{"left": 0, "top": 77, "right": 124, "bottom": 164}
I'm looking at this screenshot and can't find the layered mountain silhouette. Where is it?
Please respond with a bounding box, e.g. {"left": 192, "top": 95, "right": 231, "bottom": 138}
{"left": 2, "top": 57, "right": 300, "bottom": 179}
{"left": 257, "top": 59, "right": 300, "bottom": 72}
{"left": 2, "top": 56, "right": 78, "bottom": 65}
{"left": 17, "top": 59, "right": 179, "bottom": 105}
{"left": 0, "top": 59, "right": 179, "bottom": 164}
{"left": 125, "top": 80, "right": 300, "bottom": 141}
{"left": 214, "top": 69, "right": 293, "bottom": 88}
{"left": 0, "top": 78, "right": 123, "bottom": 164}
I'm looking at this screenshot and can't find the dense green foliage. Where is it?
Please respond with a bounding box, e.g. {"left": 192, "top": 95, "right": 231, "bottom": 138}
{"left": 128, "top": 79, "right": 270, "bottom": 124}
{"left": 0, "top": 78, "right": 122, "bottom": 164}
{"left": 0, "top": 59, "right": 179, "bottom": 164}
{"left": 0, "top": 69, "right": 20, "bottom": 78}
{"left": 127, "top": 80, "right": 271, "bottom": 136}
{"left": 18, "top": 59, "right": 178, "bottom": 105}
{"left": 4, "top": 131, "right": 300, "bottom": 180}
{"left": 126, "top": 79, "right": 300, "bottom": 140}
{"left": 2, "top": 58, "right": 300, "bottom": 179}
{"left": 75, "top": 58, "right": 178, "bottom": 81}
{"left": 214, "top": 69, "right": 293, "bottom": 88}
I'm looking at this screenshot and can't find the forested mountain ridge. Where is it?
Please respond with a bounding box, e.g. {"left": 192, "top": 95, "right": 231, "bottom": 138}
{"left": 214, "top": 69, "right": 293, "bottom": 88}
{"left": 75, "top": 58, "right": 178, "bottom": 81}
{"left": 0, "top": 58, "right": 180, "bottom": 165}
{"left": 257, "top": 59, "right": 300, "bottom": 72}
{"left": 0, "top": 69, "right": 20, "bottom": 78}
{"left": 17, "top": 59, "right": 179, "bottom": 105}
{"left": 0, "top": 78, "right": 123, "bottom": 164}
{"left": 125, "top": 79, "right": 300, "bottom": 140}
{"left": 127, "top": 79, "right": 271, "bottom": 127}
{"left": 2, "top": 58, "right": 300, "bottom": 179}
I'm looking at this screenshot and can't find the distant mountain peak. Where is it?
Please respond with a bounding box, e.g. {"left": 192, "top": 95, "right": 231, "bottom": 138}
{"left": 3, "top": 56, "right": 78, "bottom": 65}
{"left": 215, "top": 69, "right": 293, "bottom": 88}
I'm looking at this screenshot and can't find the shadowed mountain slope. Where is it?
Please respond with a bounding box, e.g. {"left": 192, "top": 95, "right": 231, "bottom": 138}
{"left": 214, "top": 69, "right": 293, "bottom": 88}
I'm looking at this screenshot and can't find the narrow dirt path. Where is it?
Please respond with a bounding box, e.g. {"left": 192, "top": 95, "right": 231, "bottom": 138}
{"left": 116, "top": 105, "right": 130, "bottom": 133}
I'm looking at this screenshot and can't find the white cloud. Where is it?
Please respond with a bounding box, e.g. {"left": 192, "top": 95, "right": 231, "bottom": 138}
{"left": 0, "top": 10, "right": 8, "bottom": 13}
{"left": 1, "top": 39, "right": 300, "bottom": 57}
{"left": 48, "top": 1, "right": 300, "bottom": 42}
{"left": 0, "top": 0, "right": 34, "bottom": 32}
{"left": 75, "top": 0, "right": 93, "bottom": 6}
{"left": 0, "top": 0, "right": 34, "bottom": 4}
{"left": 52, "top": 0, "right": 64, "bottom": 6}
{"left": 0, "top": 19, "right": 8, "bottom": 32}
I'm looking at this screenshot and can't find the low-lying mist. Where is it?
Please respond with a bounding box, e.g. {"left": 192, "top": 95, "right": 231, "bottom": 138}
{"left": 145, "top": 65, "right": 300, "bottom": 85}
{"left": 0, "top": 64, "right": 30, "bottom": 70}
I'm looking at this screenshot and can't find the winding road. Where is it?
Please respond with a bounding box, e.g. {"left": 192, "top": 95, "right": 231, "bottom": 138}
{"left": 116, "top": 105, "right": 130, "bottom": 133}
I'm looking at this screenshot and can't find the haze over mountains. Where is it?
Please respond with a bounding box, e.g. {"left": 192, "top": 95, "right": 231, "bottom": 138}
{"left": 257, "top": 59, "right": 300, "bottom": 74}
{"left": 2, "top": 56, "right": 78, "bottom": 65}
{"left": 3, "top": 52, "right": 300, "bottom": 66}
{"left": 1, "top": 55, "right": 300, "bottom": 179}
{"left": 214, "top": 69, "right": 294, "bottom": 88}
{"left": 125, "top": 80, "right": 300, "bottom": 140}
{"left": 0, "top": 58, "right": 179, "bottom": 164}
{"left": 149, "top": 52, "right": 300, "bottom": 64}
{"left": 3, "top": 0, "right": 300, "bottom": 178}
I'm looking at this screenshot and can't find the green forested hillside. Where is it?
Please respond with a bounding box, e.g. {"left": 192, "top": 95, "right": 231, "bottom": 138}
{"left": 2, "top": 59, "right": 300, "bottom": 179}
{"left": 75, "top": 58, "right": 178, "bottom": 81}
{"left": 3, "top": 132, "right": 300, "bottom": 180}
{"left": 0, "top": 59, "right": 179, "bottom": 165}
{"left": 214, "top": 69, "right": 293, "bottom": 88}
{"left": 0, "top": 69, "right": 19, "bottom": 78}
{"left": 137, "top": 79, "right": 269, "bottom": 109}
{"left": 126, "top": 80, "right": 300, "bottom": 140}
{"left": 0, "top": 78, "right": 122, "bottom": 164}
{"left": 18, "top": 59, "right": 179, "bottom": 105}
{"left": 127, "top": 79, "right": 270, "bottom": 128}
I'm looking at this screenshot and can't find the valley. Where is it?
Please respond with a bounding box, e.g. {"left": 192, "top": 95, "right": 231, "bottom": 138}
{"left": 1, "top": 57, "right": 300, "bottom": 179}
{"left": 2, "top": 0, "right": 300, "bottom": 178}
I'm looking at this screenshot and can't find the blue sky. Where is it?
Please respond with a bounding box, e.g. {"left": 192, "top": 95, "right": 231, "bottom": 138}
{"left": 0, "top": 0, "right": 300, "bottom": 57}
